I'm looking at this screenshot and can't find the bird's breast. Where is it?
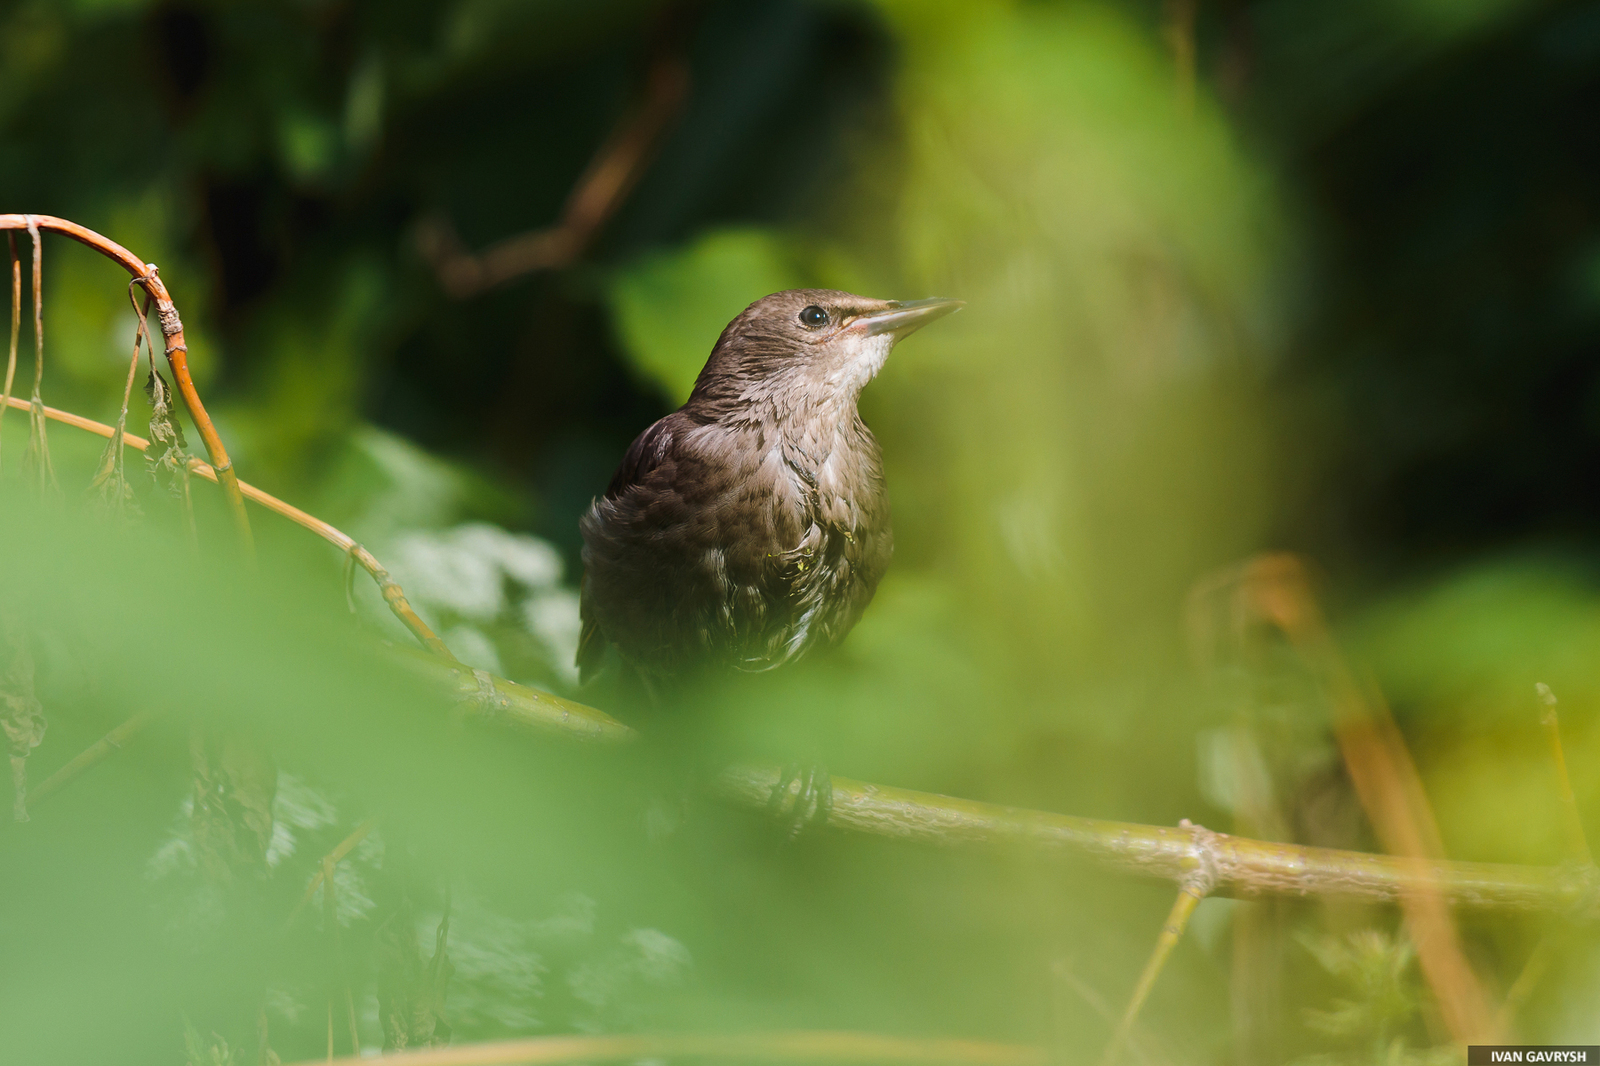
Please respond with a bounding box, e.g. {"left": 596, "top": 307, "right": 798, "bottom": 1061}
{"left": 775, "top": 415, "right": 883, "bottom": 535}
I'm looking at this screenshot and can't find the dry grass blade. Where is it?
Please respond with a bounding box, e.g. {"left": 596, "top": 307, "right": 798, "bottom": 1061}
{"left": 1099, "top": 889, "right": 1203, "bottom": 1066}
{"left": 22, "top": 711, "right": 153, "bottom": 809}
{"left": 1497, "top": 683, "right": 1597, "bottom": 1034}
{"left": 285, "top": 818, "right": 378, "bottom": 930}
{"left": 1098, "top": 824, "right": 1214, "bottom": 1066}
{"left": 22, "top": 217, "right": 55, "bottom": 493}
{"left": 283, "top": 1031, "right": 1048, "bottom": 1066}
{"left": 1535, "top": 682, "right": 1592, "bottom": 865}
{"left": 1224, "top": 553, "right": 1498, "bottom": 1043}
{"left": 1498, "top": 933, "right": 1556, "bottom": 1037}
{"left": 1, "top": 232, "right": 17, "bottom": 468}
{"left": 321, "top": 853, "right": 361, "bottom": 1057}
{"left": 89, "top": 286, "right": 151, "bottom": 514}
{"left": 1052, "top": 961, "right": 1159, "bottom": 1066}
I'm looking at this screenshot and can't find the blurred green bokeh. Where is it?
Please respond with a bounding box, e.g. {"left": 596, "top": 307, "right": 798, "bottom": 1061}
{"left": 4, "top": 0, "right": 1600, "bottom": 1062}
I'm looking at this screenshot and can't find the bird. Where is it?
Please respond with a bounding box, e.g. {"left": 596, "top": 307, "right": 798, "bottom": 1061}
{"left": 577, "top": 289, "right": 961, "bottom": 825}
{"left": 579, "top": 288, "right": 960, "bottom": 684}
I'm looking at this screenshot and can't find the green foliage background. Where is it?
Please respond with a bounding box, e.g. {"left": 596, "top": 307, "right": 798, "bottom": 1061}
{"left": 4, "top": 0, "right": 1600, "bottom": 1062}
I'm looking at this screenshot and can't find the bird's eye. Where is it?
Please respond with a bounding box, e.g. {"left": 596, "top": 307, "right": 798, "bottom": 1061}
{"left": 798, "top": 305, "right": 829, "bottom": 328}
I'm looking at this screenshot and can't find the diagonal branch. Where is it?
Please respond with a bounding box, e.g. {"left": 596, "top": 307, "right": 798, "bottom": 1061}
{"left": 285, "top": 817, "right": 379, "bottom": 930}
{"left": 3, "top": 396, "right": 453, "bottom": 660}
{"left": 11, "top": 398, "right": 1600, "bottom": 919}
{"left": 25, "top": 711, "right": 154, "bottom": 809}
{"left": 418, "top": 54, "right": 689, "bottom": 298}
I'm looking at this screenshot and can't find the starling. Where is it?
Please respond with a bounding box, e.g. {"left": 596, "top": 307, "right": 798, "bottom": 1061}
{"left": 578, "top": 289, "right": 961, "bottom": 690}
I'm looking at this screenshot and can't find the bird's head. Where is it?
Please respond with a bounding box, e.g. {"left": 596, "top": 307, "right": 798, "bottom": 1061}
{"left": 685, "top": 288, "right": 962, "bottom": 421}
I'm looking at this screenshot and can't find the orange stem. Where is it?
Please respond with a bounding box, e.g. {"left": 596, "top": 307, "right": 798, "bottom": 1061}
{"left": 0, "top": 214, "right": 253, "bottom": 552}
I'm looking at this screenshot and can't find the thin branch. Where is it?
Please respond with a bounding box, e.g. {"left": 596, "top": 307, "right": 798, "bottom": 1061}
{"left": 418, "top": 54, "right": 689, "bottom": 298}
{"left": 0, "top": 215, "right": 253, "bottom": 553}
{"left": 1225, "top": 553, "right": 1498, "bottom": 1043}
{"left": 7, "top": 405, "right": 1598, "bottom": 914}
{"left": 322, "top": 852, "right": 361, "bottom": 1057}
{"left": 283, "top": 1030, "right": 1046, "bottom": 1066}
{"left": 10, "top": 398, "right": 1600, "bottom": 917}
{"left": 2, "top": 395, "right": 454, "bottom": 660}
{"left": 24, "top": 711, "right": 154, "bottom": 808}
{"left": 712, "top": 766, "right": 1595, "bottom": 913}
{"left": 28, "top": 218, "right": 43, "bottom": 411}
{"left": 1099, "top": 825, "right": 1214, "bottom": 1066}
{"left": 390, "top": 644, "right": 630, "bottom": 742}
{"left": 1100, "top": 896, "right": 1199, "bottom": 1065}
{"left": 1497, "top": 683, "right": 1598, "bottom": 1035}
{"left": 286, "top": 817, "right": 378, "bottom": 930}
{"left": 1498, "top": 932, "right": 1557, "bottom": 1038}
{"left": 1535, "top": 682, "right": 1592, "bottom": 865}
{"left": 89, "top": 286, "right": 149, "bottom": 510}
{"left": 1051, "top": 961, "right": 1158, "bottom": 1066}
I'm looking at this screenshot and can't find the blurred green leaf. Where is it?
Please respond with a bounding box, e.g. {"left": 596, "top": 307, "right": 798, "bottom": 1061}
{"left": 609, "top": 228, "right": 806, "bottom": 405}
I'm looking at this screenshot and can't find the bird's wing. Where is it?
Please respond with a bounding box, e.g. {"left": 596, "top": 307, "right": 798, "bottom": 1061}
{"left": 602, "top": 414, "right": 681, "bottom": 500}
{"left": 576, "top": 415, "right": 684, "bottom": 683}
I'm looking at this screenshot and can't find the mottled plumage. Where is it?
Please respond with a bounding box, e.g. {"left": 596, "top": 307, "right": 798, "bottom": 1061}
{"left": 578, "top": 289, "right": 960, "bottom": 687}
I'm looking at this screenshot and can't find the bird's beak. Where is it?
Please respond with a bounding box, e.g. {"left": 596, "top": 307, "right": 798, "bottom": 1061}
{"left": 853, "top": 297, "right": 964, "bottom": 340}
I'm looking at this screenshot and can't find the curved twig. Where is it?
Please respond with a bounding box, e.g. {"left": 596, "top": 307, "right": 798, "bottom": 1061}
{"left": 418, "top": 54, "right": 689, "bottom": 298}
{"left": 0, "top": 215, "right": 253, "bottom": 552}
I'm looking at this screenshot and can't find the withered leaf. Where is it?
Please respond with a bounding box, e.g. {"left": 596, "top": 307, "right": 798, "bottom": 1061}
{"left": 145, "top": 368, "right": 192, "bottom": 498}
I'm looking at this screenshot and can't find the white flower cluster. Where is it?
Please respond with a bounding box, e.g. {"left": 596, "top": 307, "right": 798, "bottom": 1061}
{"left": 383, "top": 522, "right": 581, "bottom": 685}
